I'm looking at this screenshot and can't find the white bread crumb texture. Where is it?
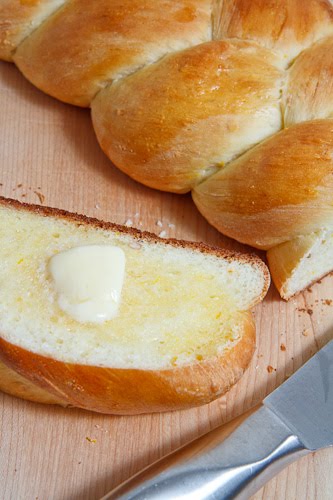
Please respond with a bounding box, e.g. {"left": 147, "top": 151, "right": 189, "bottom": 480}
{"left": 0, "top": 205, "right": 265, "bottom": 369}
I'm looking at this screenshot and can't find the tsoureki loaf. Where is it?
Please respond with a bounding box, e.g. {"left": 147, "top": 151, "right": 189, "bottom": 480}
{"left": 0, "top": 197, "right": 269, "bottom": 414}
{"left": 1, "top": 0, "right": 333, "bottom": 298}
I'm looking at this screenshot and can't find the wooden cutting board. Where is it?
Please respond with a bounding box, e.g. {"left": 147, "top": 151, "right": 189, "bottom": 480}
{"left": 0, "top": 61, "right": 332, "bottom": 500}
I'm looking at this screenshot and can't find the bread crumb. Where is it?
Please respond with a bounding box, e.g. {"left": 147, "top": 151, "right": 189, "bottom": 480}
{"left": 267, "top": 365, "right": 276, "bottom": 373}
{"left": 280, "top": 344, "right": 286, "bottom": 351}
{"left": 156, "top": 220, "right": 163, "bottom": 227}
{"left": 95, "top": 203, "right": 100, "bottom": 209}
{"left": 85, "top": 437, "right": 97, "bottom": 443}
{"left": 129, "top": 241, "right": 141, "bottom": 250}
{"left": 324, "top": 299, "right": 332, "bottom": 306}
{"left": 302, "top": 329, "right": 310, "bottom": 337}
{"left": 159, "top": 230, "right": 167, "bottom": 238}
{"left": 124, "top": 219, "right": 133, "bottom": 227}
{"left": 134, "top": 212, "right": 139, "bottom": 217}
{"left": 171, "top": 356, "right": 178, "bottom": 366}
{"left": 168, "top": 223, "right": 175, "bottom": 229}
{"left": 34, "top": 191, "right": 45, "bottom": 204}
{"left": 17, "top": 183, "right": 23, "bottom": 188}
{"left": 297, "top": 307, "right": 313, "bottom": 316}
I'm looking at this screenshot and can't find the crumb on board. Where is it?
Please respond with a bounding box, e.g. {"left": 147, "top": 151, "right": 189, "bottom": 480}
{"left": 159, "top": 230, "right": 167, "bottom": 238}
{"left": 95, "top": 203, "right": 100, "bottom": 209}
{"left": 85, "top": 437, "right": 97, "bottom": 443}
{"left": 280, "top": 343, "right": 286, "bottom": 351}
{"left": 302, "top": 329, "right": 310, "bottom": 337}
{"left": 168, "top": 223, "right": 175, "bottom": 229}
{"left": 297, "top": 307, "right": 313, "bottom": 316}
{"left": 267, "top": 365, "right": 276, "bottom": 373}
{"left": 34, "top": 191, "right": 45, "bottom": 204}
{"left": 324, "top": 299, "right": 332, "bottom": 306}
{"left": 156, "top": 220, "right": 163, "bottom": 227}
{"left": 124, "top": 219, "right": 133, "bottom": 227}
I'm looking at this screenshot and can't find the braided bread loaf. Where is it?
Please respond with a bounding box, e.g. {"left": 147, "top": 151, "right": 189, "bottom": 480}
{"left": 1, "top": 0, "right": 333, "bottom": 299}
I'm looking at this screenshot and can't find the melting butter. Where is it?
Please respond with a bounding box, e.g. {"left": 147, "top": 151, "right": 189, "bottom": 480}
{"left": 49, "top": 245, "right": 126, "bottom": 323}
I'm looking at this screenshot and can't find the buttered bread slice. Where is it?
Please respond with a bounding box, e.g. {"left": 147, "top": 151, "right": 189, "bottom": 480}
{"left": 0, "top": 197, "right": 269, "bottom": 414}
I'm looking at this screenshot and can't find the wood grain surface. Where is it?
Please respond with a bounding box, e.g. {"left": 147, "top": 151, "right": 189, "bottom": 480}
{"left": 0, "top": 61, "right": 332, "bottom": 500}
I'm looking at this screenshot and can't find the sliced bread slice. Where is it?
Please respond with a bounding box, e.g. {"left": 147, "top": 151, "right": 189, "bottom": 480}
{"left": 0, "top": 197, "right": 269, "bottom": 414}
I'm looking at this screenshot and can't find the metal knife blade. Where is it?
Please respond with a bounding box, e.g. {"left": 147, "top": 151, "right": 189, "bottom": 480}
{"left": 102, "top": 340, "right": 333, "bottom": 500}
{"left": 265, "top": 339, "right": 333, "bottom": 450}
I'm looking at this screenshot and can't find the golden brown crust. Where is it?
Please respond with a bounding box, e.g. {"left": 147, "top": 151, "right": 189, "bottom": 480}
{"left": 92, "top": 39, "right": 283, "bottom": 193}
{"left": 284, "top": 36, "right": 333, "bottom": 126}
{"left": 0, "top": 0, "right": 65, "bottom": 62}
{"left": 0, "top": 196, "right": 270, "bottom": 306}
{"left": 0, "top": 313, "right": 256, "bottom": 414}
{"left": 13, "top": 0, "right": 212, "bottom": 106}
{"left": 215, "top": 0, "right": 333, "bottom": 63}
{"left": 193, "top": 120, "right": 333, "bottom": 250}
{"left": 0, "top": 358, "right": 66, "bottom": 405}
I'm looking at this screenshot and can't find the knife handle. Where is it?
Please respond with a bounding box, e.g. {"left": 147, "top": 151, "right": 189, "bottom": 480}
{"left": 101, "top": 405, "right": 310, "bottom": 500}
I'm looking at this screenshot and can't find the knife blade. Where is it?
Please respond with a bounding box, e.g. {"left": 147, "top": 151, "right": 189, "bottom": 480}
{"left": 102, "top": 340, "right": 333, "bottom": 500}
{"left": 265, "top": 339, "right": 333, "bottom": 451}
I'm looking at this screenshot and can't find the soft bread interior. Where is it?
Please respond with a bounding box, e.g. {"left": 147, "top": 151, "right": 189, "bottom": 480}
{"left": 267, "top": 230, "right": 333, "bottom": 300}
{"left": 0, "top": 201, "right": 268, "bottom": 370}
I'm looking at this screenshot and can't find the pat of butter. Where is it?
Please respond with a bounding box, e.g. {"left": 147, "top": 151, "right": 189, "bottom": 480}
{"left": 49, "top": 245, "right": 126, "bottom": 323}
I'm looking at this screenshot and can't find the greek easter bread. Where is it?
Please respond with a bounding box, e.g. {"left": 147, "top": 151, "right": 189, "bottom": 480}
{"left": 1, "top": 0, "right": 333, "bottom": 298}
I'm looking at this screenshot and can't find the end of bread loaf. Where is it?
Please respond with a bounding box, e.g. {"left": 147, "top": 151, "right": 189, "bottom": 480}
{"left": 193, "top": 119, "right": 333, "bottom": 298}
{"left": 267, "top": 231, "right": 333, "bottom": 300}
{"left": 0, "top": 197, "right": 269, "bottom": 414}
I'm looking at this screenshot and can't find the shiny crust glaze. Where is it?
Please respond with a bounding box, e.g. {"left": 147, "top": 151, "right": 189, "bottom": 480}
{"left": 193, "top": 120, "right": 333, "bottom": 249}
{"left": 215, "top": 0, "right": 333, "bottom": 62}
{"left": 92, "top": 39, "right": 283, "bottom": 193}
{"left": 13, "top": 0, "right": 212, "bottom": 106}
{"left": 0, "top": 0, "right": 64, "bottom": 61}
{"left": 0, "top": 313, "right": 255, "bottom": 414}
{"left": 284, "top": 36, "right": 333, "bottom": 126}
